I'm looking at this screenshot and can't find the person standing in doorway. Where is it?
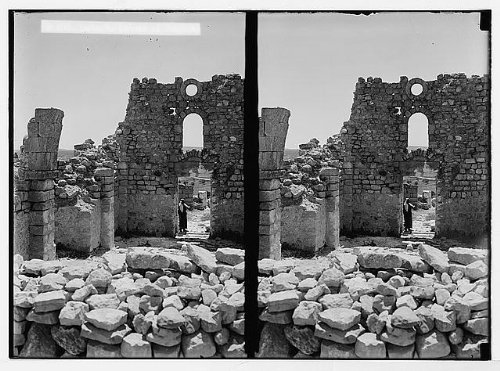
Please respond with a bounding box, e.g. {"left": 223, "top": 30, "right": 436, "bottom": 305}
{"left": 403, "top": 197, "right": 415, "bottom": 233}
{"left": 178, "top": 198, "right": 190, "bottom": 234}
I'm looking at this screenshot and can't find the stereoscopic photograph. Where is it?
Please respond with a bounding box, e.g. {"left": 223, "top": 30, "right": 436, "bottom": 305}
{"left": 8, "top": 6, "right": 493, "bottom": 363}
{"left": 255, "top": 11, "right": 490, "bottom": 359}
{"left": 11, "top": 11, "right": 246, "bottom": 358}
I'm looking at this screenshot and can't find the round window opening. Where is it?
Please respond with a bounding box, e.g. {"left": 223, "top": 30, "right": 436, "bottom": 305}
{"left": 186, "top": 84, "right": 198, "bottom": 97}
{"left": 411, "top": 83, "right": 424, "bottom": 96}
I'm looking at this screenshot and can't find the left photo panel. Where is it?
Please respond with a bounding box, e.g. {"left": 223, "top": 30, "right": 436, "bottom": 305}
{"left": 11, "top": 11, "right": 246, "bottom": 358}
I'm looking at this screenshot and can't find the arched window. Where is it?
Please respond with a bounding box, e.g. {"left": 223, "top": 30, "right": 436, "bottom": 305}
{"left": 407, "top": 112, "right": 429, "bottom": 150}
{"left": 182, "top": 113, "right": 204, "bottom": 150}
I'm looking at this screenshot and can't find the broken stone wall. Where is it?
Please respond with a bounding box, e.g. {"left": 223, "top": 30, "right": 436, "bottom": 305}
{"left": 14, "top": 108, "right": 63, "bottom": 260}
{"left": 340, "top": 74, "right": 489, "bottom": 238}
{"left": 116, "top": 75, "right": 244, "bottom": 238}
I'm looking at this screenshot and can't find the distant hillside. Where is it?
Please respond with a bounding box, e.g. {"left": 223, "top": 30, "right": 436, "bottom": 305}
{"left": 284, "top": 148, "right": 300, "bottom": 160}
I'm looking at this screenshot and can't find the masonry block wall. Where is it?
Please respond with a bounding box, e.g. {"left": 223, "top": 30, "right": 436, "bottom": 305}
{"left": 258, "top": 108, "right": 290, "bottom": 259}
{"left": 14, "top": 108, "right": 63, "bottom": 260}
{"left": 115, "top": 75, "right": 244, "bottom": 238}
{"left": 340, "top": 74, "right": 489, "bottom": 238}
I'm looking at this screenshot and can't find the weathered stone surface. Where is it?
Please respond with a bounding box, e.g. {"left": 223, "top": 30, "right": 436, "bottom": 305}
{"left": 465, "top": 261, "right": 488, "bottom": 280}
{"left": 339, "top": 277, "right": 376, "bottom": 300}
{"left": 215, "top": 248, "right": 245, "bottom": 266}
{"left": 86, "top": 268, "right": 112, "bottom": 289}
{"left": 366, "top": 312, "right": 386, "bottom": 335}
{"left": 357, "top": 250, "right": 402, "bottom": 270}
{"left": 39, "top": 273, "right": 67, "bottom": 293}
{"left": 72, "top": 284, "right": 98, "bottom": 302}
{"left": 80, "top": 322, "right": 132, "bottom": 345}
{"left": 272, "top": 272, "right": 299, "bottom": 292}
{"left": 260, "top": 308, "right": 293, "bottom": 324}
{"left": 318, "top": 267, "right": 344, "bottom": 287}
{"left": 304, "top": 284, "right": 329, "bottom": 301}
{"left": 14, "top": 307, "right": 30, "bottom": 322}
{"left": 107, "top": 277, "right": 138, "bottom": 300}
{"left": 320, "top": 340, "right": 357, "bottom": 358}
{"left": 400, "top": 254, "right": 431, "bottom": 273}
{"left": 85, "top": 308, "right": 128, "bottom": 331}
{"left": 65, "top": 278, "right": 85, "bottom": 292}
{"left": 59, "top": 301, "right": 89, "bottom": 326}
{"left": 291, "top": 259, "right": 330, "bottom": 280}
{"left": 318, "top": 308, "right": 361, "bottom": 331}
{"left": 19, "top": 323, "right": 62, "bottom": 358}
{"left": 314, "top": 322, "right": 365, "bottom": 344}
{"left": 448, "top": 328, "right": 464, "bottom": 345}
{"left": 232, "top": 262, "right": 245, "bottom": 281}
{"left": 103, "top": 251, "right": 127, "bottom": 275}
{"left": 332, "top": 252, "right": 358, "bottom": 274}
{"left": 121, "top": 332, "right": 152, "bottom": 358}
{"left": 199, "top": 308, "right": 222, "bottom": 333}
{"left": 14, "top": 291, "right": 38, "bottom": 308}
{"left": 220, "top": 335, "right": 246, "bottom": 358}
{"left": 272, "top": 260, "right": 296, "bottom": 275}
{"left": 444, "top": 296, "right": 471, "bottom": 324}
{"left": 51, "top": 325, "right": 87, "bottom": 355}
{"left": 139, "top": 295, "right": 162, "bottom": 314}
{"left": 284, "top": 325, "right": 320, "bottom": 355}
{"left": 181, "top": 330, "right": 216, "bottom": 358}
{"left": 60, "top": 262, "right": 97, "bottom": 281}
{"left": 151, "top": 343, "right": 181, "bottom": 358}
{"left": 33, "top": 290, "right": 67, "bottom": 312}
{"left": 133, "top": 312, "right": 154, "bottom": 334}
{"left": 26, "top": 309, "right": 60, "bottom": 324}
{"left": 148, "top": 325, "right": 182, "bottom": 347}
{"left": 180, "top": 306, "right": 201, "bottom": 334}
{"left": 396, "top": 294, "right": 418, "bottom": 310}
{"left": 125, "top": 247, "right": 171, "bottom": 270}
{"left": 386, "top": 343, "right": 415, "bottom": 359}
{"left": 355, "top": 332, "right": 386, "bottom": 358}
{"left": 373, "top": 294, "right": 396, "bottom": 314}
{"left": 185, "top": 244, "right": 217, "bottom": 274}
{"left": 463, "top": 318, "right": 488, "bottom": 336}
{"left": 418, "top": 244, "right": 449, "bottom": 273}
{"left": 319, "top": 293, "right": 353, "bottom": 309}
{"left": 391, "top": 307, "right": 421, "bottom": 329}
{"left": 462, "top": 291, "right": 488, "bottom": 311}
{"left": 414, "top": 306, "right": 435, "bottom": 335}
{"left": 85, "top": 293, "right": 120, "bottom": 310}
{"left": 453, "top": 334, "right": 488, "bottom": 359}
{"left": 267, "top": 290, "right": 300, "bottom": 313}
{"left": 213, "top": 328, "right": 230, "bottom": 345}
{"left": 256, "top": 323, "right": 292, "bottom": 358}
{"left": 447, "top": 247, "right": 487, "bottom": 266}
{"left": 380, "top": 323, "right": 416, "bottom": 346}
{"left": 157, "top": 307, "right": 186, "bottom": 329}
{"left": 415, "top": 330, "right": 450, "bottom": 358}
{"left": 229, "top": 317, "right": 245, "bottom": 335}
{"left": 292, "top": 301, "right": 322, "bottom": 326}
{"left": 258, "top": 258, "right": 276, "bottom": 275}
{"left": 86, "top": 340, "right": 122, "bottom": 358}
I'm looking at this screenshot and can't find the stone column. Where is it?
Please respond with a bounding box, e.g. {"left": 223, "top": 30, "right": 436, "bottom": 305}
{"left": 95, "top": 167, "right": 115, "bottom": 250}
{"left": 320, "top": 167, "right": 340, "bottom": 249}
{"left": 22, "top": 108, "right": 63, "bottom": 260}
{"left": 258, "top": 108, "right": 290, "bottom": 260}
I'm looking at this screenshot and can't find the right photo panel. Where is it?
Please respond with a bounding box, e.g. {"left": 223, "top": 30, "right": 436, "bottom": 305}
{"left": 256, "top": 12, "right": 490, "bottom": 359}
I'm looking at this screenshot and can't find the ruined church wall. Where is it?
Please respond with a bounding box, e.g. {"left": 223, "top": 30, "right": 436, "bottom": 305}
{"left": 116, "top": 75, "right": 244, "bottom": 238}
{"left": 340, "top": 74, "right": 489, "bottom": 238}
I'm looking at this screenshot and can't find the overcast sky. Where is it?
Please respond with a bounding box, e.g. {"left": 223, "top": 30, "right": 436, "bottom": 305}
{"left": 14, "top": 12, "right": 245, "bottom": 149}
{"left": 259, "top": 12, "right": 489, "bottom": 148}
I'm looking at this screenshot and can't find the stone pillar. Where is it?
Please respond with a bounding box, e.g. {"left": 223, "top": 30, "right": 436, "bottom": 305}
{"left": 320, "top": 167, "right": 340, "bottom": 249}
{"left": 21, "top": 108, "right": 63, "bottom": 260}
{"left": 95, "top": 167, "right": 115, "bottom": 250}
{"left": 258, "top": 108, "right": 290, "bottom": 260}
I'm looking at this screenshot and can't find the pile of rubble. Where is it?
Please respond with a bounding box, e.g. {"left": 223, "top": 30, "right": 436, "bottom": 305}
{"left": 256, "top": 245, "right": 488, "bottom": 358}
{"left": 13, "top": 244, "right": 246, "bottom": 358}
{"left": 54, "top": 137, "right": 118, "bottom": 205}
{"left": 281, "top": 136, "right": 343, "bottom": 203}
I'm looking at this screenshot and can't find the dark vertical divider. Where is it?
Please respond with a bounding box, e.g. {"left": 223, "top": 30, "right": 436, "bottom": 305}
{"left": 243, "top": 11, "right": 259, "bottom": 358}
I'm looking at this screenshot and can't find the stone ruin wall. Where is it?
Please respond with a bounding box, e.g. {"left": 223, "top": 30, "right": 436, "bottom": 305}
{"left": 115, "top": 75, "right": 244, "bottom": 239}
{"left": 340, "top": 74, "right": 489, "bottom": 239}
{"left": 14, "top": 109, "right": 115, "bottom": 259}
